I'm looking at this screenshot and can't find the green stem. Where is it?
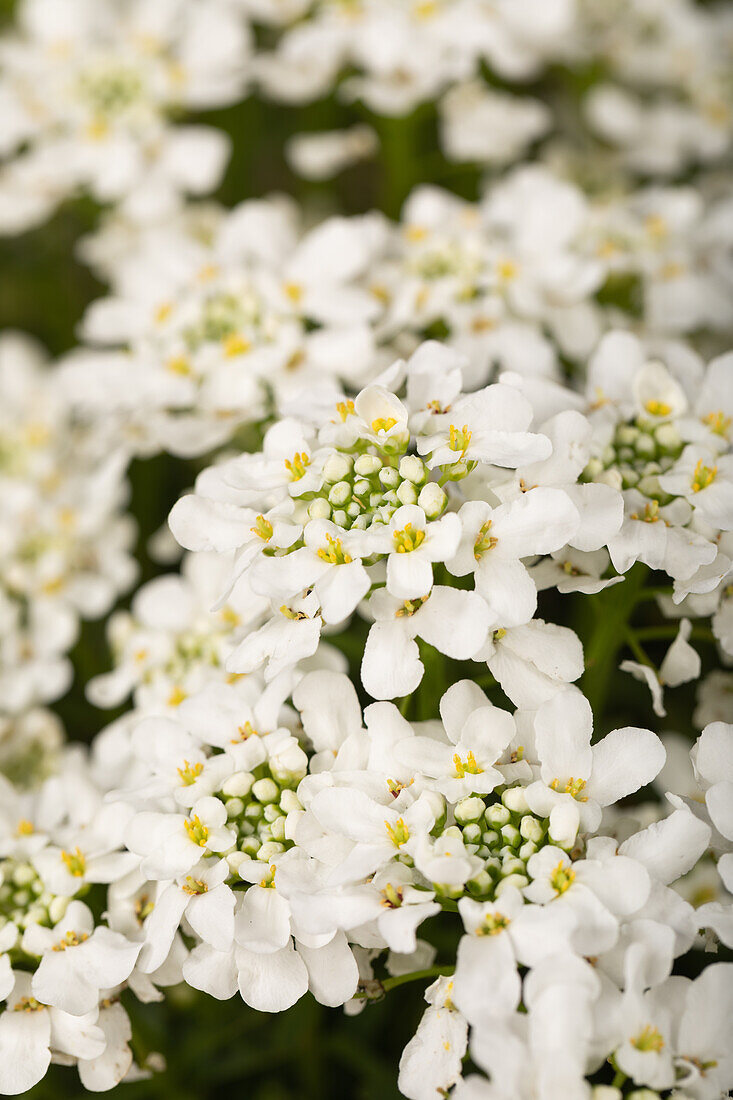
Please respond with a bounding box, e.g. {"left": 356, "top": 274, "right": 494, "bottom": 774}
{"left": 633, "top": 625, "right": 715, "bottom": 643}
{"left": 624, "top": 628, "right": 654, "bottom": 668}
{"left": 355, "top": 965, "right": 454, "bottom": 1001}
{"left": 580, "top": 563, "right": 649, "bottom": 719}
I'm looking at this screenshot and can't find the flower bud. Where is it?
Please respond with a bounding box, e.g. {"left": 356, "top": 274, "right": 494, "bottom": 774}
{"left": 308, "top": 498, "right": 331, "bottom": 520}
{"left": 323, "top": 453, "right": 352, "bottom": 483}
{"left": 396, "top": 480, "right": 418, "bottom": 506}
{"left": 455, "top": 797, "right": 485, "bottom": 824}
{"left": 418, "top": 482, "right": 446, "bottom": 518}
{"left": 354, "top": 454, "right": 381, "bottom": 477}
{"left": 378, "top": 466, "right": 400, "bottom": 488}
{"left": 252, "top": 778, "right": 279, "bottom": 804}
{"left": 328, "top": 481, "right": 351, "bottom": 506}
{"left": 222, "top": 772, "right": 254, "bottom": 798}
{"left": 501, "top": 786, "right": 528, "bottom": 814}
{"left": 399, "top": 455, "right": 426, "bottom": 484}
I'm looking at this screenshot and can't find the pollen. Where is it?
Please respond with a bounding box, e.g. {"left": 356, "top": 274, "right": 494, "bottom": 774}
{"left": 448, "top": 423, "right": 472, "bottom": 456}
{"left": 474, "top": 520, "right": 498, "bottom": 559}
{"left": 167, "top": 686, "right": 187, "bottom": 707}
{"left": 283, "top": 281, "right": 303, "bottom": 304}
{"left": 167, "top": 355, "right": 191, "bottom": 375}
{"left": 691, "top": 458, "right": 717, "bottom": 492}
{"left": 184, "top": 814, "right": 209, "bottom": 847}
{"left": 550, "top": 776, "right": 587, "bottom": 801}
{"left": 476, "top": 912, "right": 511, "bottom": 936}
{"left": 52, "top": 930, "right": 89, "bottom": 951}
{"left": 251, "top": 514, "right": 274, "bottom": 541}
{"left": 16, "top": 819, "right": 34, "bottom": 836}
{"left": 13, "top": 996, "right": 45, "bottom": 1012}
{"left": 702, "top": 410, "right": 731, "bottom": 437}
{"left": 336, "top": 399, "right": 355, "bottom": 421}
{"left": 284, "top": 451, "right": 311, "bottom": 481}
{"left": 550, "top": 860, "right": 576, "bottom": 894}
{"left": 644, "top": 399, "right": 672, "bottom": 417}
{"left": 631, "top": 1025, "right": 665, "bottom": 1053}
{"left": 181, "top": 876, "right": 208, "bottom": 895}
{"left": 385, "top": 817, "right": 410, "bottom": 847}
{"left": 316, "top": 533, "right": 353, "bottom": 565}
{"left": 177, "top": 760, "right": 203, "bottom": 786}
{"left": 223, "top": 333, "right": 251, "bottom": 357}
{"left": 393, "top": 523, "right": 426, "bottom": 553}
{"left": 453, "top": 751, "right": 484, "bottom": 778}
{"left": 61, "top": 847, "right": 86, "bottom": 877}
{"left": 497, "top": 258, "right": 518, "bottom": 281}
{"left": 233, "top": 720, "right": 258, "bottom": 742}
{"left": 371, "top": 416, "right": 398, "bottom": 433}
{"left": 380, "top": 882, "right": 404, "bottom": 908}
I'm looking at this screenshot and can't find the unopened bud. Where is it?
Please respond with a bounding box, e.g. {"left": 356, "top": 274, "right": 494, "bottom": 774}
{"left": 396, "top": 481, "right": 418, "bottom": 506}
{"left": 399, "top": 455, "right": 426, "bottom": 484}
{"left": 418, "top": 482, "right": 447, "bottom": 518}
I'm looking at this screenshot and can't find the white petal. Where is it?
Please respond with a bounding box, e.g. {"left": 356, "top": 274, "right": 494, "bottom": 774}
{"left": 587, "top": 727, "right": 666, "bottom": 806}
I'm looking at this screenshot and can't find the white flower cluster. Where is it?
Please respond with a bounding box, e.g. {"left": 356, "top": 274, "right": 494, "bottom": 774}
{"left": 79, "top": 666, "right": 732, "bottom": 1100}
{"left": 0, "top": 744, "right": 150, "bottom": 1094}
{"left": 0, "top": 0, "right": 250, "bottom": 234}
{"left": 0, "top": 333, "right": 137, "bottom": 718}
{"left": 55, "top": 166, "right": 733, "bottom": 464}
{"left": 1, "top": 0, "right": 732, "bottom": 1094}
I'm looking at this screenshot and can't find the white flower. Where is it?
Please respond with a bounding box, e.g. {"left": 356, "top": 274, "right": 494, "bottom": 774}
{"left": 127, "top": 796, "right": 236, "bottom": 880}
{"left": 361, "top": 586, "right": 491, "bottom": 701}
{"left": 23, "top": 901, "right": 140, "bottom": 1017}
{"left": 398, "top": 975, "right": 468, "bottom": 1100}
{"left": 525, "top": 690, "right": 666, "bottom": 844}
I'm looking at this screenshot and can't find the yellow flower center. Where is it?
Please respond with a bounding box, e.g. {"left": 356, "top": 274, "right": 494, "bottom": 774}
{"left": 550, "top": 861, "right": 576, "bottom": 894}
{"left": 251, "top": 514, "right": 273, "bottom": 541}
{"left": 381, "top": 883, "right": 404, "bottom": 908}
{"left": 385, "top": 818, "right": 410, "bottom": 847}
{"left": 448, "top": 423, "right": 472, "bottom": 456}
{"left": 167, "top": 686, "right": 187, "bottom": 707}
{"left": 393, "top": 523, "right": 425, "bottom": 553}
{"left": 371, "top": 417, "right": 398, "bottom": 434}
{"left": 223, "top": 333, "right": 251, "bottom": 358}
{"left": 284, "top": 451, "right": 311, "bottom": 481}
{"left": 336, "top": 400, "right": 355, "bottom": 421}
{"left": 631, "top": 1025, "right": 665, "bottom": 1053}
{"left": 316, "top": 533, "right": 353, "bottom": 565}
{"left": 702, "top": 410, "right": 731, "bottom": 437}
{"left": 13, "top": 997, "right": 45, "bottom": 1012}
{"left": 645, "top": 399, "right": 672, "bottom": 417}
{"left": 181, "top": 876, "right": 208, "bottom": 896}
{"left": 184, "top": 815, "right": 209, "bottom": 847}
{"left": 691, "top": 459, "right": 717, "bottom": 493}
{"left": 177, "top": 760, "right": 203, "bottom": 786}
{"left": 550, "top": 777, "right": 587, "bottom": 801}
{"left": 452, "top": 751, "right": 483, "bottom": 778}
{"left": 52, "top": 930, "right": 89, "bottom": 951}
{"left": 476, "top": 913, "right": 511, "bottom": 936}
{"left": 283, "top": 282, "right": 303, "bottom": 304}
{"left": 474, "top": 520, "right": 498, "bottom": 559}
{"left": 61, "top": 848, "right": 86, "bottom": 877}
{"left": 167, "top": 355, "right": 191, "bottom": 376}
{"left": 16, "top": 819, "right": 34, "bottom": 836}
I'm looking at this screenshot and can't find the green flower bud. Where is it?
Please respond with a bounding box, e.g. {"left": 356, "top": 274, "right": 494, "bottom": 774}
{"left": 252, "top": 778, "right": 280, "bottom": 804}
{"left": 455, "top": 797, "right": 485, "bottom": 824}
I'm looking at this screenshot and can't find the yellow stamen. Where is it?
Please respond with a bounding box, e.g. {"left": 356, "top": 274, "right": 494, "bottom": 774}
{"left": 393, "top": 523, "right": 425, "bottom": 553}
{"left": 316, "top": 533, "right": 352, "bottom": 565}
{"left": 61, "top": 848, "right": 86, "bottom": 877}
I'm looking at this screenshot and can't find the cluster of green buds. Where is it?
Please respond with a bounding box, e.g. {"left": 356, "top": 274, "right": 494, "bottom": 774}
{"left": 78, "top": 65, "right": 144, "bottom": 119}
{"left": 218, "top": 764, "right": 304, "bottom": 877}
{"left": 300, "top": 446, "right": 448, "bottom": 532}
{"left": 0, "top": 856, "right": 68, "bottom": 936}
{"left": 434, "top": 786, "right": 575, "bottom": 902}
{"left": 581, "top": 416, "right": 683, "bottom": 498}
{"left": 181, "top": 288, "right": 266, "bottom": 354}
